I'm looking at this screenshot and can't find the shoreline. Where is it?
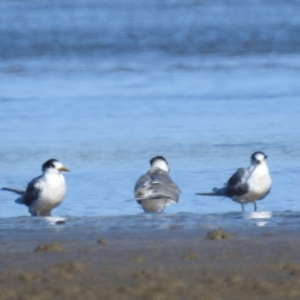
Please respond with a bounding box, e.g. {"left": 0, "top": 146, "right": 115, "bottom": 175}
{"left": 1, "top": 226, "right": 300, "bottom": 299}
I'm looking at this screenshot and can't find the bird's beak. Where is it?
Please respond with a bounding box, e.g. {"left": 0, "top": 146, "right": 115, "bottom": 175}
{"left": 59, "top": 166, "right": 70, "bottom": 172}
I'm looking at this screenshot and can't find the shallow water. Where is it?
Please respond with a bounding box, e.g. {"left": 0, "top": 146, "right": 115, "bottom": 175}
{"left": 0, "top": 0, "right": 300, "bottom": 230}
{"left": 0, "top": 211, "right": 300, "bottom": 235}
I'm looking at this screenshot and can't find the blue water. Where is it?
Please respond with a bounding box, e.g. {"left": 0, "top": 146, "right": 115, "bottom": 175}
{"left": 0, "top": 0, "right": 300, "bottom": 229}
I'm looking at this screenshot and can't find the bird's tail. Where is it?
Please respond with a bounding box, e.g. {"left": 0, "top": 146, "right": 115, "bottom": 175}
{"left": 195, "top": 192, "right": 218, "bottom": 196}
{"left": 195, "top": 187, "right": 225, "bottom": 196}
{"left": 1, "top": 187, "right": 26, "bottom": 195}
{"left": 15, "top": 197, "right": 25, "bottom": 205}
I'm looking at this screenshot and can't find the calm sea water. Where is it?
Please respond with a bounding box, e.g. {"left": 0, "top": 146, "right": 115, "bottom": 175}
{"left": 0, "top": 0, "right": 300, "bottom": 229}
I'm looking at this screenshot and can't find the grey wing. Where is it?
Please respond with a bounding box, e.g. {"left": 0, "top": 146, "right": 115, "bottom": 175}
{"left": 23, "top": 176, "right": 42, "bottom": 207}
{"left": 225, "top": 168, "right": 249, "bottom": 197}
{"left": 134, "top": 173, "right": 155, "bottom": 203}
{"left": 134, "top": 171, "right": 180, "bottom": 203}
{"left": 152, "top": 171, "right": 180, "bottom": 203}
{"left": 134, "top": 173, "right": 151, "bottom": 197}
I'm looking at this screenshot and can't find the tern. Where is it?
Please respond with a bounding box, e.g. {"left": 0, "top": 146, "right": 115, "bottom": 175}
{"left": 134, "top": 156, "right": 180, "bottom": 212}
{"left": 2, "top": 159, "right": 69, "bottom": 216}
{"left": 196, "top": 151, "right": 271, "bottom": 212}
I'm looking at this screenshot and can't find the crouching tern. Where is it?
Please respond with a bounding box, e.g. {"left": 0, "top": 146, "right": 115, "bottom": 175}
{"left": 134, "top": 156, "right": 180, "bottom": 212}
{"left": 2, "top": 159, "right": 69, "bottom": 216}
{"left": 196, "top": 152, "right": 271, "bottom": 212}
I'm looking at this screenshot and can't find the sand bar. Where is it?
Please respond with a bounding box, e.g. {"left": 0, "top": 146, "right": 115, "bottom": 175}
{"left": 0, "top": 225, "right": 300, "bottom": 299}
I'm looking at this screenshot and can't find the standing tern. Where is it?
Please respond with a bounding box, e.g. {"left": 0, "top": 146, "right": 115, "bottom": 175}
{"left": 196, "top": 151, "right": 271, "bottom": 212}
{"left": 2, "top": 159, "right": 69, "bottom": 216}
{"left": 134, "top": 156, "right": 180, "bottom": 212}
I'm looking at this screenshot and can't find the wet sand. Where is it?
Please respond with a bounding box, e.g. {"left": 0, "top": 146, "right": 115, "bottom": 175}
{"left": 1, "top": 226, "right": 300, "bottom": 300}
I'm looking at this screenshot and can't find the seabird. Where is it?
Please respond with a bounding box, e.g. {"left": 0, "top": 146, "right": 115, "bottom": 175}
{"left": 196, "top": 151, "right": 271, "bottom": 212}
{"left": 134, "top": 156, "right": 180, "bottom": 212}
{"left": 2, "top": 159, "right": 69, "bottom": 216}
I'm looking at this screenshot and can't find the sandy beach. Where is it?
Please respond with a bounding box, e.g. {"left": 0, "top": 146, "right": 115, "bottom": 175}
{"left": 1, "top": 225, "right": 300, "bottom": 300}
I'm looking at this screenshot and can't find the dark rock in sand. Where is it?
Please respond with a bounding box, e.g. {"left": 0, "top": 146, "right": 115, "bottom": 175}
{"left": 34, "top": 243, "right": 64, "bottom": 253}
{"left": 206, "top": 229, "right": 231, "bottom": 240}
{"left": 97, "top": 238, "right": 108, "bottom": 245}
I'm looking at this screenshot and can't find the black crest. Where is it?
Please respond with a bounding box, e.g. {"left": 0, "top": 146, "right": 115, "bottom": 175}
{"left": 42, "top": 159, "right": 59, "bottom": 171}
{"left": 150, "top": 156, "right": 167, "bottom": 166}
{"left": 251, "top": 151, "right": 267, "bottom": 160}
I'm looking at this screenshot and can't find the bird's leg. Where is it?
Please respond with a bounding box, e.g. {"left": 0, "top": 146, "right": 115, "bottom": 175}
{"left": 253, "top": 202, "right": 257, "bottom": 212}
{"left": 241, "top": 204, "right": 245, "bottom": 213}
